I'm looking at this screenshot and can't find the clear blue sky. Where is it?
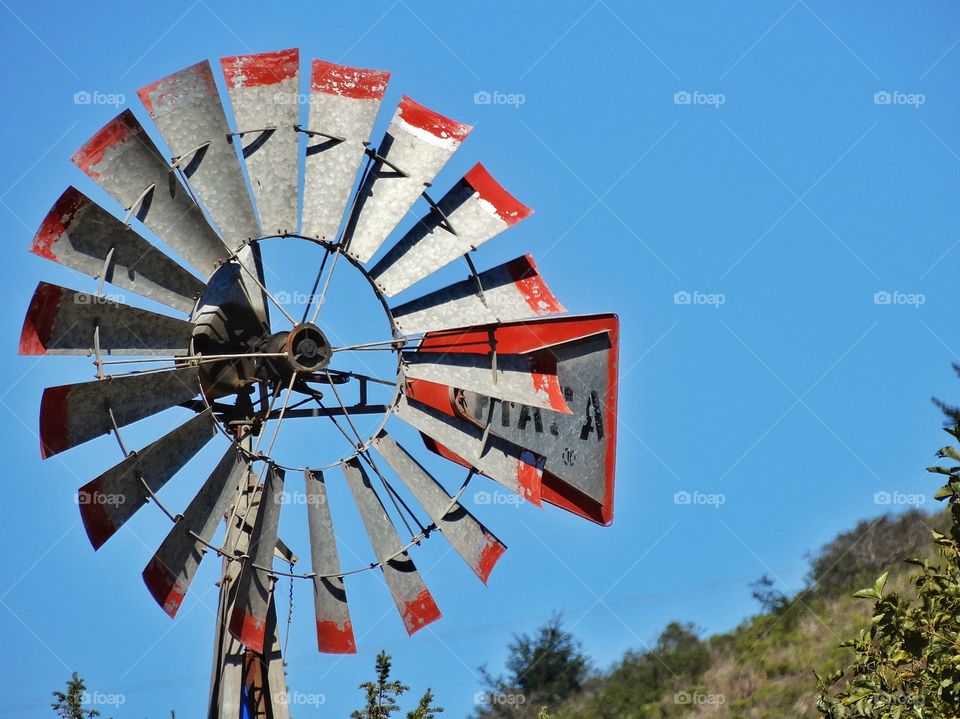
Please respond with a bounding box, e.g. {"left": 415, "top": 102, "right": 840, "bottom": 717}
{"left": 2, "top": 1, "right": 960, "bottom": 717}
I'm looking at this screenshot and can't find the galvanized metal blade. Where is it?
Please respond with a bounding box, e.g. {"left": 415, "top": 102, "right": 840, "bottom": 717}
{"left": 395, "top": 395, "right": 543, "bottom": 505}
{"left": 139, "top": 60, "right": 261, "bottom": 250}
{"left": 345, "top": 96, "right": 473, "bottom": 263}
{"left": 221, "top": 49, "right": 300, "bottom": 235}
{"left": 301, "top": 60, "right": 390, "bottom": 241}
{"left": 30, "top": 187, "right": 203, "bottom": 314}
{"left": 78, "top": 409, "right": 217, "bottom": 550}
{"left": 413, "top": 315, "right": 620, "bottom": 526}
{"left": 39, "top": 366, "right": 201, "bottom": 459}
{"left": 304, "top": 469, "right": 356, "bottom": 653}
{"left": 138, "top": 60, "right": 270, "bottom": 328}
{"left": 371, "top": 432, "right": 506, "bottom": 583}
{"left": 20, "top": 281, "right": 194, "bottom": 356}
{"left": 229, "top": 465, "right": 284, "bottom": 654}
{"left": 143, "top": 443, "right": 247, "bottom": 617}
{"left": 370, "top": 163, "right": 533, "bottom": 296}
{"left": 402, "top": 350, "right": 570, "bottom": 414}
{"left": 392, "top": 254, "right": 565, "bottom": 335}
{"left": 70, "top": 110, "right": 231, "bottom": 277}
{"left": 340, "top": 458, "right": 441, "bottom": 635}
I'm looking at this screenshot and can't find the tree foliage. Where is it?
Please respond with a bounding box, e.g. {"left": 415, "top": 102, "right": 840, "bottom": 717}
{"left": 475, "top": 614, "right": 589, "bottom": 718}
{"left": 351, "top": 650, "right": 443, "bottom": 719}
{"left": 817, "top": 419, "right": 960, "bottom": 717}
{"left": 51, "top": 673, "right": 99, "bottom": 719}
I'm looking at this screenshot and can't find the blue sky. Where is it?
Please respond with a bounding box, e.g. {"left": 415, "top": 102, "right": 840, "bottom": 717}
{"left": 2, "top": 1, "right": 960, "bottom": 717}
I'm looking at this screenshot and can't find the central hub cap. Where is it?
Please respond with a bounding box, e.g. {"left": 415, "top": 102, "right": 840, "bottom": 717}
{"left": 284, "top": 323, "right": 332, "bottom": 372}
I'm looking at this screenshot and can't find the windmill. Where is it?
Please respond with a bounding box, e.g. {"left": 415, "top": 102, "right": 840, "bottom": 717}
{"left": 20, "top": 48, "right": 620, "bottom": 718}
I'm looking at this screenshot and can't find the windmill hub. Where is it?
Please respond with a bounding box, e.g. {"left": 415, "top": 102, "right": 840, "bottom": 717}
{"left": 285, "top": 323, "right": 331, "bottom": 372}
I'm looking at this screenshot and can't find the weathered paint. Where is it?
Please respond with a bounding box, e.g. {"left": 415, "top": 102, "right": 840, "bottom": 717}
{"left": 221, "top": 49, "right": 299, "bottom": 88}
{"left": 463, "top": 163, "right": 533, "bottom": 226}
{"left": 311, "top": 60, "right": 389, "bottom": 100}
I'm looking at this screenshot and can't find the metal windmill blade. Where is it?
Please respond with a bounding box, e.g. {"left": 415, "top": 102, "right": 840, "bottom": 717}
{"left": 21, "top": 48, "right": 621, "bottom": 718}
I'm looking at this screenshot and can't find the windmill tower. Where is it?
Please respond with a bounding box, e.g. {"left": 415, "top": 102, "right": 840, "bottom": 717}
{"left": 20, "top": 49, "right": 620, "bottom": 717}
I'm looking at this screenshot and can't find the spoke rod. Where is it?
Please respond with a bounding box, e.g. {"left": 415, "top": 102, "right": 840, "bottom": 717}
{"left": 299, "top": 245, "right": 332, "bottom": 324}
{"left": 99, "top": 352, "right": 289, "bottom": 367}
{"left": 235, "top": 257, "right": 298, "bottom": 326}
{"left": 309, "top": 247, "right": 343, "bottom": 324}
{"left": 332, "top": 338, "right": 415, "bottom": 353}
{"left": 323, "top": 368, "right": 396, "bottom": 387}
{"left": 324, "top": 370, "right": 422, "bottom": 536}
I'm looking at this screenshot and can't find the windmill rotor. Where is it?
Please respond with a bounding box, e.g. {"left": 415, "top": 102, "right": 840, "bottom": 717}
{"left": 20, "top": 48, "right": 621, "bottom": 717}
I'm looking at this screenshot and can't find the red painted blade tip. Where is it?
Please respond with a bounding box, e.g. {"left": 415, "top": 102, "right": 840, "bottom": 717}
{"left": 31, "top": 186, "right": 87, "bottom": 261}
{"left": 311, "top": 60, "right": 390, "bottom": 100}
{"left": 19, "top": 282, "right": 63, "bottom": 355}
{"left": 398, "top": 96, "right": 472, "bottom": 144}
{"left": 477, "top": 537, "right": 507, "bottom": 585}
{"left": 138, "top": 60, "right": 216, "bottom": 116}
{"left": 402, "top": 589, "right": 442, "bottom": 635}
{"left": 142, "top": 557, "right": 184, "bottom": 618}
{"left": 70, "top": 109, "right": 139, "bottom": 177}
{"left": 77, "top": 481, "right": 117, "bottom": 550}
{"left": 221, "top": 48, "right": 299, "bottom": 88}
{"left": 316, "top": 619, "right": 357, "bottom": 654}
{"left": 39, "top": 385, "right": 71, "bottom": 459}
{"left": 507, "top": 255, "right": 566, "bottom": 316}
{"left": 464, "top": 163, "right": 534, "bottom": 226}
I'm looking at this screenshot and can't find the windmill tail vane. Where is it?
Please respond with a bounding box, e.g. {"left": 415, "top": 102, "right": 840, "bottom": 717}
{"left": 20, "top": 47, "right": 620, "bottom": 718}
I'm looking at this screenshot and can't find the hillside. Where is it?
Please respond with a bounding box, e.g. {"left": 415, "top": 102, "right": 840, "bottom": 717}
{"left": 475, "top": 508, "right": 947, "bottom": 719}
